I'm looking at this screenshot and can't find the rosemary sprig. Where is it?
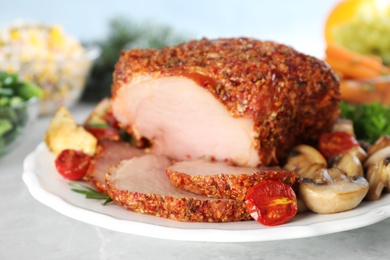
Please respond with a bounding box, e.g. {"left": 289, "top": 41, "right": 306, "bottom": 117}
{"left": 69, "top": 182, "right": 112, "bottom": 205}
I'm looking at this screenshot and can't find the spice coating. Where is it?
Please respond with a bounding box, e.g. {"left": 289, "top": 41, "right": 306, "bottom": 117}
{"left": 166, "top": 167, "right": 299, "bottom": 200}
{"left": 105, "top": 161, "right": 251, "bottom": 222}
{"left": 112, "top": 37, "right": 340, "bottom": 165}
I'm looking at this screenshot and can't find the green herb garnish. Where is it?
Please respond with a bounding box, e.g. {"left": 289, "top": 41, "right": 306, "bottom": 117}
{"left": 340, "top": 101, "right": 390, "bottom": 143}
{"left": 69, "top": 182, "right": 112, "bottom": 205}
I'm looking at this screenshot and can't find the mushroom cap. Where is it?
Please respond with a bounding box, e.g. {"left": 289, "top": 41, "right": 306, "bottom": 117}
{"left": 365, "top": 158, "right": 390, "bottom": 200}
{"left": 299, "top": 168, "right": 369, "bottom": 214}
{"left": 347, "top": 146, "right": 367, "bottom": 163}
{"left": 284, "top": 145, "right": 326, "bottom": 176}
{"left": 365, "top": 146, "right": 390, "bottom": 167}
{"left": 364, "top": 145, "right": 390, "bottom": 200}
{"left": 330, "top": 152, "right": 364, "bottom": 177}
{"left": 368, "top": 135, "right": 390, "bottom": 156}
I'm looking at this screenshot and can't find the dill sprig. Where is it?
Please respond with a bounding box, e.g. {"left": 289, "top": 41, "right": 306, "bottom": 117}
{"left": 69, "top": 182, "right": 112, "bottom": 205}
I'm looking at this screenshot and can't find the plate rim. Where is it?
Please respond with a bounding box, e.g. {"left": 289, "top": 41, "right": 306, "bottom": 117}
{"left": 22, "top": 143, "right": 390, "bottom": 242}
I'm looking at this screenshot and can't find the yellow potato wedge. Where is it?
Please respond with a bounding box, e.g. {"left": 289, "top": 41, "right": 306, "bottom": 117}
{"left": 45, "top": 106, "right": 97, "bottom": 156}
{"left": 84, "top": 98, "right": 111, "bottom": 126}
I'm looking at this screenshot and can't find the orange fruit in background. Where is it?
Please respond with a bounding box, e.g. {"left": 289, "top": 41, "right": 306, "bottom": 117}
{"left": 324, "top": 0, "right": 389, "bottom": 43}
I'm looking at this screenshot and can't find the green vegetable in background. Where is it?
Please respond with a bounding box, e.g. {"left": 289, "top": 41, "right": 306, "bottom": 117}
{"left": 82, "top": 17, "right": 190, "bottom": 101}
{"left": 0, "top": 71, "right": 43, "bottom": 153}
{"left": 339, "top": 101, "right": 390, "bottom": 144}
{"left": 0, "top": 71, "right": 43, "bottom": 106}
{"left": 0, "top": 119, "right": 12, "bottom": 136}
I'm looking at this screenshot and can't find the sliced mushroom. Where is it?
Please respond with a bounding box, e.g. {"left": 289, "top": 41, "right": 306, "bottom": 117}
{"left": 329, "top": 152, "right": 364, "bottom": 177}
{"left": 299, "top": 167, "right": 369, "bottom": 214}
{"left": 284, "top": 144, "right": 369, "bottom": 214}
{"left": 364, "top": 146, "right": 390, "bottom": 200}
{"left": 284, "top": 145, "right": 327, "bottom": 177}
{"left": 367, "top": 135, "right": 390, "bottom": 156}
{"left": 365, "top": 159, "right": 390, "bottom": 200}
{"left": 298, "top": 163, "right": 327, "bottom": 179}
{"left": 365, "top": 146, "right": 390, "bottom": 166}
{"left": 332, "top": 118, "right": 355, "bottom": 136}
{"left": 346, "top": 145, "right": 367, "bottom": 163}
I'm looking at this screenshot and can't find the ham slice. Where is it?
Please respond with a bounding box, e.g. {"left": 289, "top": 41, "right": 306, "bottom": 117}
{"left": 106, "top": 154, "right": 251, "bottom": 222}
{"left": 166, "top": 159, "right": 299, "bottom": 200}
{"left": 83, "top": 140, "right": 144, "bottom": 193}
{"left": 111, "top": 37, "right": 340, "bottom": 166}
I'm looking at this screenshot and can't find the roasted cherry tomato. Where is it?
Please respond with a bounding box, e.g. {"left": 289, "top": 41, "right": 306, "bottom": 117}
{"left": 85, "top": 126, "right": 120, "bottom": 141}
{"left": 318, "top": 131, "right": 359, "bottom": 160}
{"left": 55, "top": 149, "right": 92, "bottom": 180}
{"left": 245, "top": 180, "right": 297, "bottom": 226}
{"left": 104, "top": 110, "right": 121, "bottom": 129}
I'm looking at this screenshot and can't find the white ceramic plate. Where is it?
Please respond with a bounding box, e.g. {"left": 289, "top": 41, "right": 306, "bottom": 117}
{"left": 23, "top": 143, "right": 390, "bottom": 242}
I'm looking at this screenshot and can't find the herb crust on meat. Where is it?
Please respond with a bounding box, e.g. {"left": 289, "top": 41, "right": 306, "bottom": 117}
{"left": 112, "top": 37, "right": 340, "bottom": 165}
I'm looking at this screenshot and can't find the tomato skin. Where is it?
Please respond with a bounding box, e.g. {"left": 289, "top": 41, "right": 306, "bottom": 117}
{"left": 85, "top": 127, "right": 120, "bottom": 141}
{"left": 245, "top": 180, "right": 297, "bottom": 226}
{"left": 318, "top": 131, "right": 359, "bottom": 160}
{"left": 55, "top": 150, "right": 92, "bottom": 180}
{"left": 104, "top": 110, "right": 120, "bottom": 129}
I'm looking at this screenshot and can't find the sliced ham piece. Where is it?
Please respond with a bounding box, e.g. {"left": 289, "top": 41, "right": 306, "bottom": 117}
{"left": 166, "top": 159, "right": 299, "bottom": 200}
{"left": 83, "top": 140, "right": 144, "bottom": 193}
{"left": 106, "top": 154, "right": 251, "bottom": 222}
{"left": 111, "top": 37, "right": 340, "bottom": 166}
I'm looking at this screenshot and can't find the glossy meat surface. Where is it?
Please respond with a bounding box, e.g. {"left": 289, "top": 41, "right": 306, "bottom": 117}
{"left": 112, "top": 37, "right": 340, "bottom": 165}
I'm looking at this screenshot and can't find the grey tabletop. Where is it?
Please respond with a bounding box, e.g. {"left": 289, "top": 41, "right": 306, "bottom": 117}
{"left": 1, "top": 103, "right": 390, "bottom": 260}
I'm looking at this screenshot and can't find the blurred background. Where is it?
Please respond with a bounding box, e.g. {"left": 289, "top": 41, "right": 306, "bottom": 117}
{"left": 1, "top": 0, "right": 390, "bottom": 108}
{"left": 0, "top": 0, "right": 341, "bottom": 103}
{"left": 0, "top": 0, "right": 338, "bottom": 57}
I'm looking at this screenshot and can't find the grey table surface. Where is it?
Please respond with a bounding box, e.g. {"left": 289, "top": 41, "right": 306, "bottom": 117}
{"left": 1, "top": 102, "right": 390, "bottom": 260}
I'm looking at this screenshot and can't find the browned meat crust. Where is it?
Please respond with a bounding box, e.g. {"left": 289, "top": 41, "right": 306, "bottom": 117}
{"left": 106, "top": 161, "right": 251, "bottom": 222}
{"left": 112, "top": 37, "right": 340, "bottom": 165}
{"left": 166, "top": 164, "right": 299, "bottom": 200}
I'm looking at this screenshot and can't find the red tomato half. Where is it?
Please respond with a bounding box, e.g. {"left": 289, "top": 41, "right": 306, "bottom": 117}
{"left": 318, "top": 131, "right": 359, "bottom": 160}
{"left": 55, "top": 149, "right": 92, "bottom": 180}
{"left": 245, "top": 180, "right": 297, "bottom": 226}
{"left": 104, "top": 110, "right": 120, "bottom": 129}
{"left": 85, "top": 127, "right": 120, "bottom": 141}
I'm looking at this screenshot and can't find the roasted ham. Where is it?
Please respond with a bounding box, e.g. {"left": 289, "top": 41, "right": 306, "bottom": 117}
{"left": 111, "top": 37, "right": 340, "bottom": 166}
{"left": 166, "top": 159, "right": 299, "bottom": 200}
{"left": 83, "top": 140, "right": 144, "bottom": 193}
{"left": 106, "top": 154, "right": 251, "bottom": 222}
